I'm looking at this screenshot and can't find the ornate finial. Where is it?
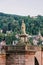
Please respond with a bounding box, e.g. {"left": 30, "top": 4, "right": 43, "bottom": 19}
{"left": 21, "top": 20, "right": 26, "bottom": 34}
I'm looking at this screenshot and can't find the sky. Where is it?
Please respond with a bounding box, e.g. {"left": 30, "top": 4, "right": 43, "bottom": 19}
{"left": 0, "top": 0, "right": 43, "bottom": 16}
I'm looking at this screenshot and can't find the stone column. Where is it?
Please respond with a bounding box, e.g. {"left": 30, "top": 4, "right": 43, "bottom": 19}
{"left": 35, "top": 46, "right": 42, "bottom": 65}
{"left": 25, "top": 51, "right": 35, "bottom": 65}
{"left": 24, "top": 45, "right": 36, "bottom": 65}
{"left": 40, "top": 47, "right": 43, "bottom": 65}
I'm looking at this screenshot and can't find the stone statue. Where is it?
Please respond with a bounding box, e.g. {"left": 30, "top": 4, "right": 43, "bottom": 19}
{"left": 21, "top": 20, "right": 26, "bottom": 34}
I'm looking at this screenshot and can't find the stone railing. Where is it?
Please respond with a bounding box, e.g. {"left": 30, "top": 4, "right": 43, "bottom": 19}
{"left": 27, "top": 45, "right": 42, "bottom": 51}
{"left": 5, "top": 45, "right": 37, "bottom": 52}
{"left": 27, "top": 46, "right": 35, "bottom": 51}
{"left": 5, "top": 45, "right": 25, "bottom": 52}
{"left": 1, "top": 45, "right": 42, "bottom": 52}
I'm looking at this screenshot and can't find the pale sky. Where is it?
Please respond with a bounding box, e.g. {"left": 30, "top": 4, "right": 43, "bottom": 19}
{"left": 0, "top": 0, "right": 43, "bottom": 16}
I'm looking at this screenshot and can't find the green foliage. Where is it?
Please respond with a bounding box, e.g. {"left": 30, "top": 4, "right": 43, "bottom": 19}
{"left": 0, "top": 13, "right": 43, "bottom": 44}
{"left": 0, "top": 32, "right": 5, "bottom": 41}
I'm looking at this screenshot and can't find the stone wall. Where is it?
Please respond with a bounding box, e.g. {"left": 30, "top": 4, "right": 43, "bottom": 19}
{"left": 6, "top": 52, "right": 25, "bottom": 65}
{"left": 25, "top": 53, "right": 35, "bottom": 65}
{"left": 41, "top": 51, "right": 43, "bottom": 65}
{"left": 0, "top": 46, "right": 43, "bottom": 65}
{"left": 6, "top": 51, "right": 35, "bottom": 65}
{"left": 0, "top": 54, "right": 6, "bottom": 65}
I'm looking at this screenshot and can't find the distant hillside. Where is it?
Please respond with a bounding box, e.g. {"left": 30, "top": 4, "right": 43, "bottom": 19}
{"left": 0, "top": 12, "right": 43, "bottom": 35}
